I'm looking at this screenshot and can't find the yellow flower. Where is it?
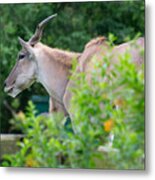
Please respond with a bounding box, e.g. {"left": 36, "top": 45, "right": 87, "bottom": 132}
{"left": 16, "top": 111, "right": 25, "bottom": 120}
{"left": 25, "top": 157, "right": 38, "bottom": 167}
{"left": 104, "top": 119, "right": 114, "bottom": 132}
{"left": 113, "top": 98, "right": 125, "bottom": 107}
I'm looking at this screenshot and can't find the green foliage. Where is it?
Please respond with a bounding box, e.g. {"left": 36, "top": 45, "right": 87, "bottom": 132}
{"left": 0, "top": 1, "right": 144, "bottom": 132}
{"left": 69, "top": 41, "right": 144, "bottom": 169}
{"left": 1, "top": 40, "right": 144, "bottom": 169}
{"left": 1, "top": 101, "right": 109, "bottom": 168}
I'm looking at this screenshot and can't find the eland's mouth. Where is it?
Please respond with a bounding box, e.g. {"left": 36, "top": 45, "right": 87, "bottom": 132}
{"left": 4, "top": 86, "right": 14, "bottom": 94}
{"left": 4, "top": 85, "right": 22, "bottom": 98}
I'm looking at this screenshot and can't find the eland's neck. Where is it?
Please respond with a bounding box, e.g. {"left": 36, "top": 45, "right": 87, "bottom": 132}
{"left": 35, "top": 43, "right": 80, "bottom": 103}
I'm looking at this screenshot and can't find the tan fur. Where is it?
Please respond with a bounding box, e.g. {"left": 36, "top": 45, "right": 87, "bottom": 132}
{"left": 38, "top": 43, "right": 81, "bottom": 67}
{"left": 85, "top": 36, "right": 107, "bottom": 49}
{"left": 34, "top": 44, "right": 81, "bottom": 115}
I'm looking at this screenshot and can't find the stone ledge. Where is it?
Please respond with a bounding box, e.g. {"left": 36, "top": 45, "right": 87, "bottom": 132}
{"left": 1, "top": 134, "right": 24, "bottom": 141}
{"left": 0, "top": 134, "right": 24, "bottom": 160}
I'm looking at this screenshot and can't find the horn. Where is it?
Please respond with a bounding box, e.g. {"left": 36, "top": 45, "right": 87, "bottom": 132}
{"left": 29, "top": 14, "right": 57, "bottom": 46}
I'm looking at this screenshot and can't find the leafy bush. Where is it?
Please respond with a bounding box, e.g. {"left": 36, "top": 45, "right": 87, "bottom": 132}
{"left": 1, "top": 101, "right": 108, "bottom": 168}
{"left": 1, "top": 40, "right": 144, "bottom": 169}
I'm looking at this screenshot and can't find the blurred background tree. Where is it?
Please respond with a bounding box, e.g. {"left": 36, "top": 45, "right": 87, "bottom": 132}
{"left": 0, "top": 1, "right": 144, "bottom": 133}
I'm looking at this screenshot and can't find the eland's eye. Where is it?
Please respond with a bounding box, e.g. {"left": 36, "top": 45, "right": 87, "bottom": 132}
{"left": 18, "top": 54, "right": 25, "bottom": 60}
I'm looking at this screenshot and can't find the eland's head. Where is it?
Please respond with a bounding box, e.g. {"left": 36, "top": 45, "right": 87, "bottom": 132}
{"left": 4, "top": 14, "right": 57, "bottom": 97}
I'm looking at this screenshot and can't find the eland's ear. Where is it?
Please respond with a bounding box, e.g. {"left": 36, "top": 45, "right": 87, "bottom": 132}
{"left": 18, "top": 37, "right": 34, "bottom": 56}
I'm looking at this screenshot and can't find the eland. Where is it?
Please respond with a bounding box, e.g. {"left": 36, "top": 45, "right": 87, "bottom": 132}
{"left": 4, "top": 14, "right": 144, "bottom": 119}
{"left": 4, "top": 14, "right": 81, "bottom": 116}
